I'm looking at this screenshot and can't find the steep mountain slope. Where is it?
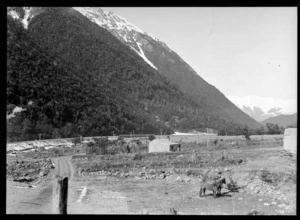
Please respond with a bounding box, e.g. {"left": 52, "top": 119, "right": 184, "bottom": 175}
{"left": 73, "top": 7, "right": 261, "bottom": 129}
{"left": 7, "top": 15, "right": 172, "bottom": 140}
{"left": 7, "top": 7, "right": 243, "bottom": 141}
{"left": 261, "top": 113, "right": 297, "bottom": 128}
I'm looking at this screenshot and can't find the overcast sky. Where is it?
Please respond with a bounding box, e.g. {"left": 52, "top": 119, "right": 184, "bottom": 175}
{"left": 102, "top": 7, "right": 297, "bottom": 102}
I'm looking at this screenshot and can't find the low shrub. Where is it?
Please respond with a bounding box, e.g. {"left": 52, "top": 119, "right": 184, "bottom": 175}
{"left": 106, "top": 144, "right": 126, "bottom": 155}
{"left": 86, "top": 138, "right": 108, "bottom": 155}
{"left": 133, "top": 153, "right": 143, "bottom": 160}
{"left": 72, "top": 137, "right": 81, "bottom": 145}
{"left": 259, "top": 169, "right": 281, "bottom": 185}
{"left": 148, "top": 134, "right": 155, "bottom": 141}
{"left": 226, "top": 180, "right": 240, "bottom": 192}
{"left": 128, "top": 142, "right": 148, "bottom": 154}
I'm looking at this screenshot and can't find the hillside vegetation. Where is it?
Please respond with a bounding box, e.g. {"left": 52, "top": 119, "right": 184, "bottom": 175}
{"left": 261, "top": 114, "right": 297, "bottom": 128}
{"left": 7, "top": 7, "right": 246, "bottom": 141}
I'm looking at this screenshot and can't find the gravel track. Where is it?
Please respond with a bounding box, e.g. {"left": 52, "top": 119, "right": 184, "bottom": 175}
{"left": 7, "top": 156, "right": 74, "bottom": 214}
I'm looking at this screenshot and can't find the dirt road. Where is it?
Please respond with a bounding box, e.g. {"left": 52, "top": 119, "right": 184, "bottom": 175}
{"left": 6, "top": 156, "right": 74, "bottom": 214}
{"left": 7, "top": 155, "right": 130, "bottom": 214}
{"left": 52, "top": 157, "right": 74, "bottom": 214}
{"left": 54, "top": 157, "right": 74, "bottom": 178}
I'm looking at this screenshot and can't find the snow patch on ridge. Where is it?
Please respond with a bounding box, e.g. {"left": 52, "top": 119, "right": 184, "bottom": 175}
{"left": 8, "top": 7, "right": 39, "bottom": 29}
{"left": 130, "top": 43, "right": 158, "bottom": 70}
{"left": 7, "top": 106, "right": 26, "bottom": 120}
{"left": 21, "top": 7, "right": 32, "bottom": 29}
{"left": 8, "top": 9, "right": 20, "bottom": 20}
{"left": 121, "top": 34, "right": 128, "bottom": 42}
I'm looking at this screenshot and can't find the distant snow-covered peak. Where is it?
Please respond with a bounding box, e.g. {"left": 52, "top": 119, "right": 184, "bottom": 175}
{"left": 227, "top": 95, "right": 297, "bottom": 115}
{"left": 73, "top": 7, "right": 146, "bottom": 34}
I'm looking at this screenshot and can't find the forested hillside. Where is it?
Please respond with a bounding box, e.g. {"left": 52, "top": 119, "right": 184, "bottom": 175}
{"left": 133, "top": 33, "right": 262, "bottom": 129}
{"left": 261, "top": 114, "right": 297, "bottom": 128}
{"left": 7, "top": 7, "right": 243, "bottom": 142}
{"left": 71, "top": 7, "right": 262, "bottom": 129}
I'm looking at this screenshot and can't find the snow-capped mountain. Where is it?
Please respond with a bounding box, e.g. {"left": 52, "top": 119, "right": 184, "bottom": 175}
{"left": 7, "top": 7, "right": 262, "bottom": 130}
{"left": 73, "top": 7, "right": 163, "bottom": 70}
{"left": 227, "top": 95, "right": 297, "bottom": 122}
{"left": 8, "top": 6, "right": 162, "bottom": 71}
{"left": 72, "top": 7, "right": 261, "bottom": 129}
{"left": 73, "top": 7, "right": 198, "bottom": 74}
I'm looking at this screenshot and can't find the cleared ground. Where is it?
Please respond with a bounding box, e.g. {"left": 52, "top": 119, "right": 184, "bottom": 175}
{"left": 6, "top": 134, "right": 296, "bottom": 215}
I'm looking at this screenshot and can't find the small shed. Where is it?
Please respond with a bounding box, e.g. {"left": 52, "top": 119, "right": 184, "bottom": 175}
{"left": 148, "top": 139, "right": 181, "bottom": 153}
{"left": 283, "top": 128, "right": 297, "bottom": 154}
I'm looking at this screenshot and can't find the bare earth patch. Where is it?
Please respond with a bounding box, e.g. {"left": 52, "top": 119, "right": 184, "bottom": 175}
{"left": 6, "top": 135, "right": 296, "bottom": 215}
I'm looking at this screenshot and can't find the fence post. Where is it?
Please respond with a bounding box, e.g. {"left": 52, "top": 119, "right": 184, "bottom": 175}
{"left": 58, "top": 176, "right": 68, "bottom": 214}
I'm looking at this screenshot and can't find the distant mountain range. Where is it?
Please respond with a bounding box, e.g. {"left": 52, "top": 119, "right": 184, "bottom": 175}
{"left": 261, "top": 113, "right": 297, "bottom": 128}
{"left": 227, "top": 95, "right": 297, "bottom": 122}
{"left": 7, "top": 7, "right": 261, "bottom": 141}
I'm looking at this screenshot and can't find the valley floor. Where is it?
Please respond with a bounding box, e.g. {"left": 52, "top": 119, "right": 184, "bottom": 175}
{"left": 6, "top": 141, "right": 296, "bottom": 215}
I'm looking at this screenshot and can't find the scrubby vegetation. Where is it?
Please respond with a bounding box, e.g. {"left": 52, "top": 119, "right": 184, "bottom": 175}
{"left": 69, "top": 134, "right": 285, "bottom": 178}
{"left": 7, "top": 158, "right": 54, "bottom": 182}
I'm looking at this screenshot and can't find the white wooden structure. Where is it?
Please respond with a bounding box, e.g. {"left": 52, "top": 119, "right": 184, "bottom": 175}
{"left": 283, "top": 128, "right": 297, "bottom": 154}
{"left": 148, "top": 139, "right": 181, "bottom": 153}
